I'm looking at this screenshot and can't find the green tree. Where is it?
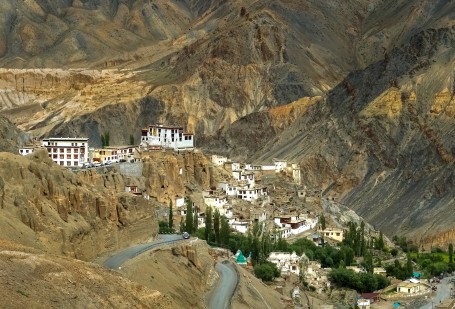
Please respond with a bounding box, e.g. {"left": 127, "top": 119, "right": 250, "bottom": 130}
{"left": 214, "top": 208, "right": 220, "bottom": 244}
{"left": 129, "top": 134, "right": 135, "bottom": 145}
{"left": 406, "top": 254, "right": 413, "bottom": 278}
{"left": 205, "top": 206, "right": 212, "bottom": 242}
{"left": 449, "top": 243, "right": 453, "bottom": 264}
{"left": 376, "top": 232, "right": 385, "bottom": 250}
{"left": 193, "top": 206, "right": 199, "bottom": 233}
{"left": 185, "top": 199, "right": 193, "bottom": 233}
{"left": 220, "top": 216, "right": 230, "bottom": 245}
{"left": 320, "top": 213, "right": 326, "bottom": 230}
{"left": 168, "top": 200, "right": 173, "bottom": 231}
{"left": 364, "top": 253, "right": 374, "bottom": 273}
{"left": 254, "top": 262, "right": 279, "bottom": 281}
{"left": 101, "top": 131, "right": 110, "bottom": 148}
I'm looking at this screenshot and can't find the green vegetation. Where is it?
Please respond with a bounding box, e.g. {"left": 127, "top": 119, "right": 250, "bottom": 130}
{"left": 168, "top": 201, "right": 173, "bottom": 231}
{"left": 158, "top": 221, "right": 174, "bottom": 234}
{"left": 100, "top": 131, "right": 110, "bottom": 148}
{"left": 185, "top": 198, "right": 194, "bottom": 233}
{"left": 214, "top": 208, "right": 220, "bottom": 243}
{"left": 329, "top": 268, "right": 390, "bottom": 293}
{"left": 254, "top": 261, "right": 280, "bottom": 282}
{"left": 205, "top": 206, "right": 212, "bottom": 242}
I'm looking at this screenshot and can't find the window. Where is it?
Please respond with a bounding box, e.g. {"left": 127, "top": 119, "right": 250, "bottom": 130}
{"left": 53, "top": 154, "right": 57, "bottom": 159}
{"left": 60, "top": 161, "right": 64, "bottom": 165}
{"left": 60, "top": 154, "right": 64, "bottom": 159}
{"left": 53, "top": 148, "right": 57, "bottom": 153}
{"left": 74, "top": 154, "right": 78, "bottom": 159}
{"left": 67, "top": 155, "right": 71, "bottom": 159}
{"left": 67, "top": 161, "right": 71, "bottom": 166}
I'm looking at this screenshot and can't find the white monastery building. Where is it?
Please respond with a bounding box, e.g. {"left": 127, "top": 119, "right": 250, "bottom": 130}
{"left": 140, "top": 124, "right": 194, "bottom": 150}
{"left": 42, "top": 137, "right": 89, "bottom": 167}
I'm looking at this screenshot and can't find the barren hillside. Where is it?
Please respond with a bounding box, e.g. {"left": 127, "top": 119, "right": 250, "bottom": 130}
{"left": 0, "top": 240, "right": 173, "bottom": 309}
{"left": 1, "top": 0, "right": 455, "bottom": 245}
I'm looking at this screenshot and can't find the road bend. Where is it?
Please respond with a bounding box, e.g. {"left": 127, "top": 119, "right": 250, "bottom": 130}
{"left": 208, "top": 261, "right": 239, "bottom": 309}
{"left": 103, "top": 234, "right": 183, "bottom": 269}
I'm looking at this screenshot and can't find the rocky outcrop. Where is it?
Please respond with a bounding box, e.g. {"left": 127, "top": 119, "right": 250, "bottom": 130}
{"left": 141, "top": 150, "right": 215, "bottom": 203}
{"left": 122, "top": 240, "right": 218, "bottom": 309}
{"left": 0, "top": 149, "right": 158, "bottom": 261}
{"left": 0, "top": 114, "right": 29, "bottom": 153}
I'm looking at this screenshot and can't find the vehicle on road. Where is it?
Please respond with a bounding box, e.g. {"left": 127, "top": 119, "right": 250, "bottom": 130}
{"left": 182, "top": 232, "right": 190, "bottom": 239}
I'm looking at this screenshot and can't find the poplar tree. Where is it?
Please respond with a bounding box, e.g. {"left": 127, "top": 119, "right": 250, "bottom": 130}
{"left": 168, "top": 200, "right": 173, "bottom": 231}
{"left": 205, "top": 207, "right": 212, "bottom": 242}
{"left": 214, "top": 208, "right": 220, "bottom": 244}
{"left": 185, "top": 198, "right": 193, "bottom": 233}
{"left": 193, "top": 206, "right": 198, "bottom": 232}
{"left": 220, "top": 216, "right": 230, "bottom": 245}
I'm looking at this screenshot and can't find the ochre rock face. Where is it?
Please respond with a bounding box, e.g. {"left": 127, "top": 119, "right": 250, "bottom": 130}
{"left": 141, "top": 151, "right": 214, "bottom": 203}
{"left": 0, "top": 149, "right": 158, "bottom": 260}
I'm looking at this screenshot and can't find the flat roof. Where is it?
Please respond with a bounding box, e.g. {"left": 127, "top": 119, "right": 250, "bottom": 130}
{"left": 42, "top": 137, "right": 88, "bottom": 140}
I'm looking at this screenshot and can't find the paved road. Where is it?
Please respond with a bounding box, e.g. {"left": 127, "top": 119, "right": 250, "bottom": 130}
{"left": 103, "top": 234, "right": 183, "bottom": 269}
{"left": 419, "top": 276, "right": 454, "bottom": 309}
{"left": 208, "top": 261, "right": 239, "bottom": 309}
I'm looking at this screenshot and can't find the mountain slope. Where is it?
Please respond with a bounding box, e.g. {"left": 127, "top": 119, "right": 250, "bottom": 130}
{"left": 231, "top": 22, "right": 455, "bottom": 247}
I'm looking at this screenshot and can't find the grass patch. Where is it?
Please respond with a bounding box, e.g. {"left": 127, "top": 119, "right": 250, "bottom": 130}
{"left": 16, "top": 289, "right": 29, "bottom": 297}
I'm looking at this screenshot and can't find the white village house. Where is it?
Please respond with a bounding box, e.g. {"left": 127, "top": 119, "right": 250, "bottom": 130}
{"left": 211, "top": 155, "right": 228, "bottom": 166}
{"left": 41, "top": 137, "right": 89, "bottom": 167}
{"left": 140, "top": 124, "right": 194, "bottom": 150}
{"left": 268, "top": 251, "right": 307, "bottom": 276}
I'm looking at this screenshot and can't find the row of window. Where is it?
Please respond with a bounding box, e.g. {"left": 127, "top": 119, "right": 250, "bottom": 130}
{"left": 46, "top": 142, "right": 85, "bottom": 146}
{"left": 52, "top": 154, "right": 79, "bottom": 159}
{"left": 48, "top": 148, "right": 84, "bottom": 153}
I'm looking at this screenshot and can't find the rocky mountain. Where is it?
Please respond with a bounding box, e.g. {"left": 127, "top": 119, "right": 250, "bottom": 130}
{"left": 0, "top": 147, "right": 215, "bottom": 260}
{"left": 0, "top": 114, "right": 29, "bottom": 153}
{"left": 1, "top": 0, "right": 455, "bottom": 245}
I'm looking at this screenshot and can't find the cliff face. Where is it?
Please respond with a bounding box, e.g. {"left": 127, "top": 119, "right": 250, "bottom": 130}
{"left": 0, "top": 147, "right": 217, "bottom": 260}
{"left": 141, "top": 150, "right": 215, "bottom": 203}
{"left": 0, "top": 149, "right": 158, "bottom": 260}
{"left": 242, "top": 24, "right": 455, "bottom": 247}
{"left": 0, "top": 114, "right": 29, "bottom": 153}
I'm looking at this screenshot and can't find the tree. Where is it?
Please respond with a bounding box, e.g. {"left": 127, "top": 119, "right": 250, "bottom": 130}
{"left": 129, "top": 134, "right": 135, "bottom": 145}
{"left": 376, "top": 232, "right": 385, "bottom": 250}
{"left": 220, "top": 216, "right": 230, "bottom": 245}
{"left": 101, "top": 131, "right": 110, "bottom": 148}
{"left": 449, "top": 243, "right": 453, "bottom": 264}
{"left": 214, "top": 208, "right": 220, "bottom": 244}
{"left": 168, "top": 200, "right": 173, "bottom": 231}
{"left": 185, "top": 199, "right": 193, "bottom": 233}
{"left": 320, "top": 213, "right": 326, "bottom": 230}
{"left": 390, "top": 248, "right": 398, "bottom": 257}
{"left": 254, "top": 262, "right": 279, "bottom": 282}
{"left": 193, "top": 206, "right": 199, "bottom": 232}
{"left": 205, "top": 207, "right": 212, "bottom": 242}
{"left": 406, "top": 254, "right": 413, "bottom": 278}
